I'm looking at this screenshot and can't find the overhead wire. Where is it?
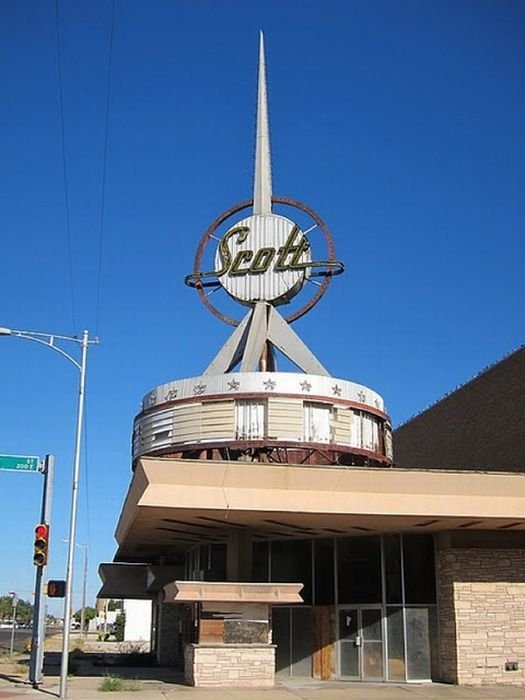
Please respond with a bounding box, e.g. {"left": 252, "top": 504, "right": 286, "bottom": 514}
{"left": 52, "top": 1, "right": 117, "bottom": 582}
{"left": 54, "top": 0, "right": 77, "bottom": 335}
{"left": 86, "top": 1, "right": 117, "bottom": 584}
{"left": 84, "top": 0, "right": 115, "bottom": 584}
{"left": 94, "top": 0, "right": 116, "bottom": 337}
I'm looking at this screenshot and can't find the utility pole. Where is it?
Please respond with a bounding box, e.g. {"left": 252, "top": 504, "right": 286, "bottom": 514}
{"left": 29, "top": 454, "right": 55, "bottom": 686}
{"left": 62, "top": 540, "right": 89, "bottom": 640}
{"left": 8, "top": 593, "right": 18, "bottom": 655}
{"left": 80, "top": 545, "right": 88, "bottom": 640}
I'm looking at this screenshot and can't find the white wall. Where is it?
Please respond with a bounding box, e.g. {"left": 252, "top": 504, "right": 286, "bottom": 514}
{"left": 123, "top": 599, "right": 152, "bottom": 642}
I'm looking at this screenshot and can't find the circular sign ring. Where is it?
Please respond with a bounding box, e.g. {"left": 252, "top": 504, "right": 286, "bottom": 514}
{"left": 192, "top": 196, "right": 338, "bottom": 327}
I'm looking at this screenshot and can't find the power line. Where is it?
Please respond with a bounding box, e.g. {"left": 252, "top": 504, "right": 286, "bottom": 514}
{"left": 95, "top": 0, "right": 116, "bottom": 337}
{"left": 54, "top": 0, "right": 77, "bottom": 335}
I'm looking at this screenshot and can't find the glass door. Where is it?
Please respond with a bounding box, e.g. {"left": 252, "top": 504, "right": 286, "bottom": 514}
{"left": 338, "top": 606, "right": 384, "bottom": 680}
{"left": 338, "top": 608, "right": 359, "bottom": 678}
{"left": 361, "top": 608, "right": 384, "bottom": 680}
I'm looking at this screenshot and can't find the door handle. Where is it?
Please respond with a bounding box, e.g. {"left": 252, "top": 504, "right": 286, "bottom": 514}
{"left": 355, "top": 635, "right": 362, "bottom": 647}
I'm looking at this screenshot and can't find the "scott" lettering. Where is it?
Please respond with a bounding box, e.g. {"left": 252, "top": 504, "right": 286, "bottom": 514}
{"left": 215, "top": 225, "right": 310, "bottom": 277}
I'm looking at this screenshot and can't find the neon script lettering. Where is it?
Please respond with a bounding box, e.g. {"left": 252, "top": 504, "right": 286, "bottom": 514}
{"left": 214, "top": 225, "right": 311, "bottom": 277}
{"left": 185, "top": 225, "right": 344, "bottom": 288}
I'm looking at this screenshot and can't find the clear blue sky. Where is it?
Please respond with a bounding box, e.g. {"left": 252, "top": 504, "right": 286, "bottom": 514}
{"left": 0, "top": 0, "right": 523, "bottom": 614}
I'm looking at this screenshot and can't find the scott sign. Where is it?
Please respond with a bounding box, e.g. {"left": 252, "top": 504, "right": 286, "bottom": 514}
{"left": 186, "top": 213, "right": 343, "bottom": 306}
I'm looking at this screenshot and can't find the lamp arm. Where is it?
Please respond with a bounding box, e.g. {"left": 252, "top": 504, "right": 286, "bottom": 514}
{"left": 9, "top": 332, "right": 81, "bottom": 370}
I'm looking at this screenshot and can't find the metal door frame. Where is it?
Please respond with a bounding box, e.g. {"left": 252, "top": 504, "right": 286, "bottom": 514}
{"left": 337, "top": 604, "right": 385, "bottom": 681}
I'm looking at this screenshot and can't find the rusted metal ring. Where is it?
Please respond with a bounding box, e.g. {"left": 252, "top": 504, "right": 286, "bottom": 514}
{"left": 192, "top": 196, "right": 338, "bottom": 326}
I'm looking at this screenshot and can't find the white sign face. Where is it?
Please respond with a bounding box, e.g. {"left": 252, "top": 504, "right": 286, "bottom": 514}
{"left": 214, "top": 214, "right": 311, "bottom": 305}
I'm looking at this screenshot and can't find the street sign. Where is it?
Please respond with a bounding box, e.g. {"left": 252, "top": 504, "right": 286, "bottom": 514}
{"left": 0, "top": 454, "right": 39, "bottom": 472}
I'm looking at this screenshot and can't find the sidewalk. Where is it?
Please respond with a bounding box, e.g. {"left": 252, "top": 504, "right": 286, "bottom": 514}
{"left": 2, "top": 661, "right": 525, "bottom": 700}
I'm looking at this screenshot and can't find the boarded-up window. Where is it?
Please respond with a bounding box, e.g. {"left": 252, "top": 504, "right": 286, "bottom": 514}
{"left": 172, "top": 403, "right": 202, "bottom": 443}
{"left": 362, "top": 413, "right": 374, "bottom": 449}
{"left": 304, "top": 402, "right": 332, "bottom": 443}
{"left": 333, "top": 407, "right": 352, "bottom": 445}
{"left": 352, "top": 410, "right": 362, "bottom": 448}
{"left": 267, "top": 398, "right": 303, "bottom": 440}
{"left": 235, "top": 400, "right": 266, "bottom": 439}
{"left": 201, "top": 401, "right": 235, "bottom": 439}
{"left": 352, "top": 410, "right": 380, "bottom": 451}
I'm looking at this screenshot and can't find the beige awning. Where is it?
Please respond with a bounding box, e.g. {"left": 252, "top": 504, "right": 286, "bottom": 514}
{"left": 110, "top": 457, "right": 525, "bottom": 563}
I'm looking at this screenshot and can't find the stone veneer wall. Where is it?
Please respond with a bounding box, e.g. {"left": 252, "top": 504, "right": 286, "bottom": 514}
{"left": 156, "top": 603, "right": 184, "bottom": 668}
{"left": 438, "top": 548, "right": 525, "bottom": 685}
{"left": 184, "top": 644, "right": 275, "bottom": 687}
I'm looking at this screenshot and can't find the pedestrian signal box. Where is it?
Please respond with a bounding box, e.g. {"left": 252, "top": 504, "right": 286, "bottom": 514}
{"left": 47, "top": 580, "right": 66, "bottom": 598}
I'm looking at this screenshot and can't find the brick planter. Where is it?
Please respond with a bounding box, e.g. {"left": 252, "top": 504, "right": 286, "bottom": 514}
{"left": 184, "top": 643, "right": 276, "bottom": 687}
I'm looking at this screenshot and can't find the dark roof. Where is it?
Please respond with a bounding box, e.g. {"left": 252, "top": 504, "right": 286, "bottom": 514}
{"left": 393, "top": 345, "right": 525, "bottom": 471}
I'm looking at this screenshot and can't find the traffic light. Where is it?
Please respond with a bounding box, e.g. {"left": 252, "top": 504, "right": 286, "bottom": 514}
{"left": 47, "top": 580, "right": 66, "bottom": 598}
{"left": 33, "top": 523, "right": 49, "bottom": 567}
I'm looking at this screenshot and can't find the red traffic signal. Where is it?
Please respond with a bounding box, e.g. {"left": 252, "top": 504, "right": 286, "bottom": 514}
{"left": 47, "top": 580, "right": 66, "bottom": 598}
{"left": 33, "top": 523, "right": 49, "bottom": 567}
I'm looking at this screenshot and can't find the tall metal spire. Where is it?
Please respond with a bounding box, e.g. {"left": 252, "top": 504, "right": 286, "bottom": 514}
{"left": 253, "top": 31, "right": 273, "bottom": 215}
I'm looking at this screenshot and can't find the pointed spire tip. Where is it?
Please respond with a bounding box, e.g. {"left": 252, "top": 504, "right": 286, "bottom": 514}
{"left": 253, "top": 31, "right": 272, "bottom": 215}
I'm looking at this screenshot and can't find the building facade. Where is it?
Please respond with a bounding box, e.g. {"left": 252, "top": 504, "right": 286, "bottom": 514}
{"left": 99, "top": 36, "right": 525, "bottom": 687}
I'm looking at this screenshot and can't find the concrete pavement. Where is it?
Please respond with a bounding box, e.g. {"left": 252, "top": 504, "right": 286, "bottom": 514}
{"left": 2, "top": 664, "right": 525, "bottom": 700}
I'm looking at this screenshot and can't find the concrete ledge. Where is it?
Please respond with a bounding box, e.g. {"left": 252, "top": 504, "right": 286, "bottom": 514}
{"left": 165, "top": 580, "right": 303, "bottom": 603}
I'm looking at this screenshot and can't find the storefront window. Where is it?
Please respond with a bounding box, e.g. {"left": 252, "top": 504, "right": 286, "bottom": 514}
{"left": 314, "top": 538, "right": 335, "bottom": 605}
{"left": 337, "top": 536, "right": 381, "bottom": 604}
{"left": 207, "top": 543, "right": 226, "bottom": 581}
{"left": 386, "top": 607, "right": 405, "bottom": 681}
{"left": 403, "top": 535, "right": 436, "bottom": 604}
{"left": 271, "top": 539, "right": 312, "bottom": 604}
{"left": 252, "top": 541, "right": 269, "bottom": 582}
{"left": 383, "top": 534, "right": 402, "bottom": 603}
{"left": 269, "top": 533, "right": 437, "bottom": 682}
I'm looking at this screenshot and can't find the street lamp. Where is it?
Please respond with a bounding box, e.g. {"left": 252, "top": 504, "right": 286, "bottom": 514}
{"left": 0, "top": 327, "right": 98, "bottom": 698}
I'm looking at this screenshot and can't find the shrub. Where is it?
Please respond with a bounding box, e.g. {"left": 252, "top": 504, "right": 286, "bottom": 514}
{"left": 114, "top": 613, "right": 125, "bottom": 642}
{"left": 99, "top": 674, "right": 140, "bottom": 692}
{"left": 99, "top": 674, "right": 124, "bottom": 692}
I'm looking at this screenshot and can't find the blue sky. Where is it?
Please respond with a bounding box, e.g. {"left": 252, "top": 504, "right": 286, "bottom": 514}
{"left": 0, "top": 0, "right": 523, "bottom": 614}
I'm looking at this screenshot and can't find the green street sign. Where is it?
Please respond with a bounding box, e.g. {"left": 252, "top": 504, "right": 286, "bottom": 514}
{"left": 0, "top": 455, "right": 40, "bottom": 472}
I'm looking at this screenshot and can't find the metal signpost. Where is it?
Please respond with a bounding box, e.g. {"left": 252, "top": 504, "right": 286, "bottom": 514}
{"left": 1, "top": 454, "right": 45, "bottom": 663}
{"left": 29, "top": 455, "right": 55, "bottom": 686}
{"left": 0, "top": 453, "right": 54, "bottom": 682}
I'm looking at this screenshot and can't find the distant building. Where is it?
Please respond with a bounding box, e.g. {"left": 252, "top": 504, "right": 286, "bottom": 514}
{"left": 99, "top": 37, "right": 525, "bottom": 687}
